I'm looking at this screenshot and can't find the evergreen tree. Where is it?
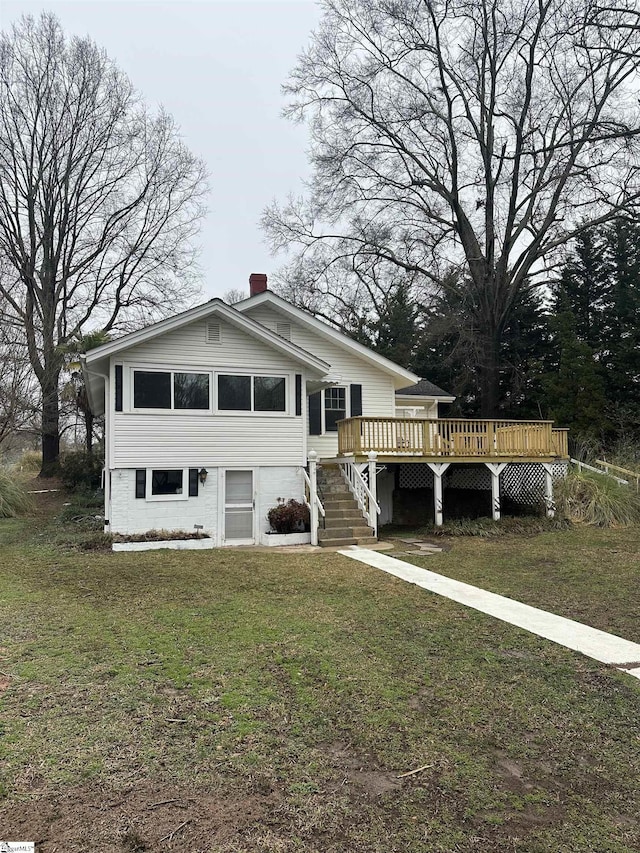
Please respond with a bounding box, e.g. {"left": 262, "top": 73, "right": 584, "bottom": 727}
{"left": 366, "top": 285, "right": 418, "bottom": 370}
{"left": 543, "top": 290, "right": 609, "bottom": 439}
{"left": 412, "top": 277, "right": 551, "bottom": 418}
{"left": 602, "top": 218, "right": 640, "bottom": 424}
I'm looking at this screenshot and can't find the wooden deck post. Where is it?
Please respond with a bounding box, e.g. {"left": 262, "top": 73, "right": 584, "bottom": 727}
{"left": 367, "top": 451, "right": 378, "bottom": 536}
{"left": 308, "top": 451, "right": 319, "bottom": 545}
{"left": 542, "top": 463, "right": 555, "bottom": 518}
{"left": 485, "top": 463, "right": 507, "bottom": 521}
{"left": 427, "top": 463, "right": 450, "bottom": 527}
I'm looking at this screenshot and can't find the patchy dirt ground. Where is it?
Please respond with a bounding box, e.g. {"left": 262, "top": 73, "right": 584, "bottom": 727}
{"left": 0, "top": 782, "right": 279, "bottom": 852}
{"left": 24, "top": 476, "right": 68, "bottom": 518}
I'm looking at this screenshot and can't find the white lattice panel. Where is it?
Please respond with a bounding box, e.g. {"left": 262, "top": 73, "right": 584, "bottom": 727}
{"left": 445, "top": 466, "right": 491, "bottom": 490}
{"left": 399, "top": 465, "right": 433, "bottom": 489}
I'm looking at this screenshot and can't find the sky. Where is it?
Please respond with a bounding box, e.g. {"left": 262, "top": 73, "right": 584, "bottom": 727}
{"left": 1, "top": 0, "right": 321, "bottom": 300}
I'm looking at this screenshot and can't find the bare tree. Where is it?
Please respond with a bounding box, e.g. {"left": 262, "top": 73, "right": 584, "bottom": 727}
{"left": 0, "top": 305, "right": 38, "bottom": 449}
{"left": 264, "top": 0, "right": 640, "bottom": 415}
{"left": 0, "top": 13, "right": 208, "bottom": 474}
{"left": 222, "top": 288, "right": 248, "bottom": 305}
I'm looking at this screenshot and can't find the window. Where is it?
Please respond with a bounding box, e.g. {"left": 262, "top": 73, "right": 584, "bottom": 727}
{"left": 152, "top": 469, "right": 183, "bottom": 495}
{"left": 174, "top": 373, "right": 209, "bottom": 409}
{"left": 134, "top": 371, "right": 171, "bottom": 409}
{"left": 217, "top": 374, "right": 287, "bottom": 413}
{"left": 136, "top": 468, "right": 198, "bottom": 500}
{"left": 133, "top": 370, "right": 210, "bottom": 410}
{"left": 324, "top": 387, "right": 346, "bottom": 431}
{"left": 218, "top": 375, "right": 251, "bottom": 410}
{"left": 254, "top": 376, "right": 285, "bottom": 411}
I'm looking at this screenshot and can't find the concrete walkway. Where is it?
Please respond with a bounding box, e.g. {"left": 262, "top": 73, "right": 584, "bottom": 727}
{"left": 340, "top": 547, "right": 640, "bottom": 681}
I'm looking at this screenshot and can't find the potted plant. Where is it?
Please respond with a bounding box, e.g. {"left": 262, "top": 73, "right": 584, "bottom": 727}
{"left": 264, "top": 498, "right": 311, "bottom": 546}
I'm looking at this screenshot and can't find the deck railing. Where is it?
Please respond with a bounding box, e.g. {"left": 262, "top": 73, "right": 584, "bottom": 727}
{"left": 337, "top": 417, "right": 569, "bottom": 459}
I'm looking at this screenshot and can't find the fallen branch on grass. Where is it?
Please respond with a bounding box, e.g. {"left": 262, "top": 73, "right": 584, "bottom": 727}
{"left": 159, "top": 819, "right": 192, "bottom": 842}
{"left": 397, "top": 763, "right": 433, "bottom": 779}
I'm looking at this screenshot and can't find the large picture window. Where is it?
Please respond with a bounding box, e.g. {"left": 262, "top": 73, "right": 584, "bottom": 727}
{"left": 133, "top": 370, "right": 210, "bottom": 410}
{"left": 218, "top": 374, "right": 287, "bottom": 413}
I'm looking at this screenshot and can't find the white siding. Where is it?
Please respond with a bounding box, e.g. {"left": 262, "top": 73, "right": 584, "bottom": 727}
{"left": 110, "top": 468, "right": 219, "bottom": 539}
{"left": 255, "top": 466, "right": 306, "bottom": 543}
{"left": 110, "top": 317, "right": 306, "bottom": 468}
{"left": 245, "top": 305, "right": 397, "bottom": 458}
{"left": 110, "top": 464, "right": 304, "bottom": 541}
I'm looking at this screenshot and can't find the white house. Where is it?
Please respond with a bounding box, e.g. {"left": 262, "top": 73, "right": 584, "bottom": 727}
{"left": 82, "top": 274, "right": 569, "bottom": 546}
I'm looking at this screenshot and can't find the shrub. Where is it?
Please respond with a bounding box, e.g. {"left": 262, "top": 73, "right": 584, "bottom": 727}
{"left": 0, "top": 468, "right": 33, "bottom": 518}
{"left": 267, "top": 498, "right": 310, "bottom": 534}
{"left": 382, "top": 516, "right": 569, "bottom": 539}
{"left": 555, "top": 469, "right": 640, "bottom": 527}
{"left": 58, "top": 450, "right": 104, "bottom": 491}
{"left": 112, "top": 529, "right": 211, "bottom": 542}
{"left": 14, "top": 449, "right": 42, "bottom": 473}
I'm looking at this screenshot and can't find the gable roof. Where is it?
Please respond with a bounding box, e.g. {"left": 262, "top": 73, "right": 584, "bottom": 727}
{"left": 81, "top": 298, "right": 332, "bottom": 415}
{"left": 396, "top": 378, "right": 454, "bottom": 400}
{"left": 234, "top": 290, "right": 420, "bottom": 388}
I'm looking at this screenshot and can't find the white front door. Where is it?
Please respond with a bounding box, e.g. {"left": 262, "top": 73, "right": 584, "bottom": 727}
{"left": 224, "top": 469, "right": 255, "bottom": 544}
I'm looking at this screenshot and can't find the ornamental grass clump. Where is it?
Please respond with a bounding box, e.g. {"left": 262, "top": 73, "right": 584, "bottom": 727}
{"left": 0, "top": 468, "right": 33, "bottom": 518}
{"left": 555, "top": 469, "right": 640, "bottom": 528}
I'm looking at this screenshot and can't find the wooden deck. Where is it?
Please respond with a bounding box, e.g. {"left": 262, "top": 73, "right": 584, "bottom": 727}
{"left": 337, "top": 417, "right": 569, "bottom": 462}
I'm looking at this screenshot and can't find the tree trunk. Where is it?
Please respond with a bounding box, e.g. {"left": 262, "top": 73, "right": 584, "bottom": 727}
{"left": 85, "top": 410, "right": 94, "bottom": 455}
{"left": 39, "top": 370, "right": 61, "bottom": 477}
{"left": 478, "top": 331, "right": 501, "bottom": 418}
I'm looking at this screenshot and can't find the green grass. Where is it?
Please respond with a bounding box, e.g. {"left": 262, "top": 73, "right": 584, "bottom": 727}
{"left": 0, "top": 501, "right": 639, "bottom": 851}
{"left": 388, "top": 524, "right": 640, "bottom": 643}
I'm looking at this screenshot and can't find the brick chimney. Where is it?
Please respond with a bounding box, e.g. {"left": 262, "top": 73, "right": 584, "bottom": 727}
{"left": 249, "top": 273, "right": 268, "bottom": 297}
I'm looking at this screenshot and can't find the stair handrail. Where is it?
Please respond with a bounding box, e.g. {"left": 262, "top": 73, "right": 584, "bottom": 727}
{"left": 304, "top": 453, "right": 325, "bottom": 547}
{"left": 570, "top": 458, "right": 628, "bottom": 485}
{"left": 595, "top": 459, "right": 639, "bottom": 489}
{"left": 339, "top": 457, "right": 381, "bottom": 535}
{"left": 302, "top": 468, "right": 326, "bottom": 517}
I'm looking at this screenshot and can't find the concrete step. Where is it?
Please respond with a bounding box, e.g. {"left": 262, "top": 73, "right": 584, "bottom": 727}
{"left": 318, "top": 535, "right": 378, "bottom": 548}
{"left": 319, "top": 525, "right": 374, "bottom": 540}
{"left": 324, "top": 510, "right": 366, "bottom": 522}
{"left": 322, "top": 498, "right": 359, "bottom": 509}
{"left": 354, "top": 537, "right": 378, "bottom": 546}
{"left": 318, "top": 537, "right": 358, "bottom": 548}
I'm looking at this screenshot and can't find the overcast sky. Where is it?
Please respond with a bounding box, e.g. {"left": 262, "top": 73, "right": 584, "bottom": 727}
{"left": 1, "top": 0, "right": 320, "bottom": 300}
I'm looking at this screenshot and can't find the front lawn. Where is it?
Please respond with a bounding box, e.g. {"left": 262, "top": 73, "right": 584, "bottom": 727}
{"left": 0, "top": 506, "right": 638, "bottom": 852}
{"left": 392, "top": 525, "right": 640, "bottom": 643}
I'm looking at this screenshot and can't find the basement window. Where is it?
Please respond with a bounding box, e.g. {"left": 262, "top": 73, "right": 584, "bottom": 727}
{"left": 146, "top": 469, "right": 188, "bottom": 501}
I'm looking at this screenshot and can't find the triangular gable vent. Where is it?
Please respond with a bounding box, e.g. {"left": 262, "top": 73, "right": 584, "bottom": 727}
{"left": 276, "top": 322, "right": 291, "bottom": 340}
{"left": 206, "top": 321, "right": 222, "bottom": 344}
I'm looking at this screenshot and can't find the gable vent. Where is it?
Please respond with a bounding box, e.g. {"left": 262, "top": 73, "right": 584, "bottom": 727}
{"left": 276, "top": 322, "right": 291, "bottom": 340}
{"left": 206, "top": 321, "right": 221, "bottom": 344}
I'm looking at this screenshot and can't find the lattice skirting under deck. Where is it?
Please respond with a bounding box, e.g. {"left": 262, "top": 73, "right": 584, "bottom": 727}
{"left": 396, "top": 461, "right": 568, "bottom": 505}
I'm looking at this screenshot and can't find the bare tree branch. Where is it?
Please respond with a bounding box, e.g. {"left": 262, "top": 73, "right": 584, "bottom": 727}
{"left": 0, "top": 13, "right": 208, "bottom": 472}
{"left": 263, "top": 0, "right": 640, "bottom": 414}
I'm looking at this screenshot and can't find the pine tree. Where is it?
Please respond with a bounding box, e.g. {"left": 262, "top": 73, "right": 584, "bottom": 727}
{"left": 602, "top": 218, "right": 640, "bottom": 428}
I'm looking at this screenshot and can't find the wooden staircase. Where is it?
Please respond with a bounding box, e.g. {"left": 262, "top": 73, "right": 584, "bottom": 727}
{"left": 317, "top": 465, "right": 377, "bottom": 548}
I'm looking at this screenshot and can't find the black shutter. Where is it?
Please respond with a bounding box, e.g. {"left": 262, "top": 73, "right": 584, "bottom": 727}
{"left": 295, "top": 374, "right": 302, "bottom": 416}
{"left": 189, "top": 469, "right": 199, "bottom": 497}
{"left": 309, "top": 391, "right": 322, "bottom": 435}
{"left": 350, "top": 383, "right": 363, "bottom": 417}
{"left": 115, "top": 365, "right": 123, "bottom": 412}
{"left": 135, "top": 469, "right": 146, "bottom": 499}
